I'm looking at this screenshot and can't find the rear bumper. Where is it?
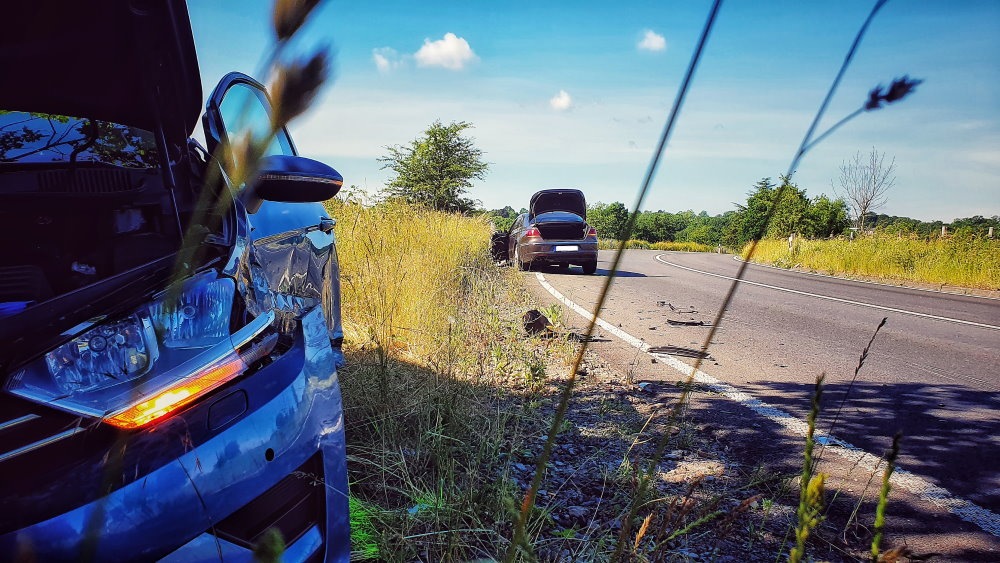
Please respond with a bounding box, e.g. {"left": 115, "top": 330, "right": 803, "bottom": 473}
{"left": 1, "top": 307, "right": 350, "bottom": 562}
{"left": 520, "top": 240, "right": 597, "bottom": 265}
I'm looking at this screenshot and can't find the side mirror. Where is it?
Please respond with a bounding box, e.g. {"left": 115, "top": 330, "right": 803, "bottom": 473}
{"left": 245, "top": 154, "right": 343, "bottom": 212}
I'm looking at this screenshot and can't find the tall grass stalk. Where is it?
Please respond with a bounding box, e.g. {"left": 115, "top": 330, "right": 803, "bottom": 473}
{"left": 818, "top": 317, "right": 887, "bottom": 468}
{"left": 328, "top": 198, "right": 493, "bottom": 366}
{"left": 611, "top": 0, "right": 898, "bottom": 558}
{"left": 744, "top": 236, "right": 1000, "bottom": 290}
{"left": 789, "top": 375, "right": 827, "bottom": 563}
{"left": 871, "top": 433, "right": 901, "bottom": 562}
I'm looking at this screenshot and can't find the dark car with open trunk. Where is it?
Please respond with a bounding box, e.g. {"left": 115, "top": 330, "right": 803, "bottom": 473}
{"left": 492, "top": 189, "right": 599, "bottom": 274}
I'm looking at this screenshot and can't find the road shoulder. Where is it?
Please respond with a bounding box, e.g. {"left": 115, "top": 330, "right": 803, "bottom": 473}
{"left": 525, "top": 269, "right": 1000, "bottom": 561}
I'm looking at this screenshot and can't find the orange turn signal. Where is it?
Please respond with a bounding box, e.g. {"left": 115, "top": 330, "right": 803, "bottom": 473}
{"left": 105, "top": 354, "right": 246, "bottom": 430}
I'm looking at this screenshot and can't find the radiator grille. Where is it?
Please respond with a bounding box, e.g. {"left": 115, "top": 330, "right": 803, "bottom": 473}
{"left": 214, "top": 454, "right": 326, "bottom": 555}
{"left": 38, "top": 169, "right": 138, "bottom": 194}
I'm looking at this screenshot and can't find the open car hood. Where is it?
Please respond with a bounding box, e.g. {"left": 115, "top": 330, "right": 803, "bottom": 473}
{"left": 2, "top": 0, "right": 202, "bottom": 144}
{"left": 530, "top": 189, "right": 587, "bottom": 219}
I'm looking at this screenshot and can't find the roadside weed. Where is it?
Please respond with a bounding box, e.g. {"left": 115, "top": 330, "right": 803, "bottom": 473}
{"left": 745, "top": 236, "right": 1000, "bottom": 290}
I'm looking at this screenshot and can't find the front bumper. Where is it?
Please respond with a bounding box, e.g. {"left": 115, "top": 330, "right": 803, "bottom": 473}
{"left": 1, "top": 307, "right": 349, "bottom": 562}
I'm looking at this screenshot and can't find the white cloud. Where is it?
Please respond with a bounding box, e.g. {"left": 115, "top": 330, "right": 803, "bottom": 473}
{"left": 637, "top": 29, "right": 667, "bottom": 52}
{"left": 414, "top": 33, "right": 478, "bottom": 70}
{"left": 372, "top": 47, "right": 403, "bottom": 73}
{"left": 549, "top": 90, "right": 573, "bottom": 111}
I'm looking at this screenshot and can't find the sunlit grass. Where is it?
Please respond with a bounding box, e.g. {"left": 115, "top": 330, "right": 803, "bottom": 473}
{"left": 598, "top": 238, "right": 652, "bottom": 250}
{"left": 744, "top": 235, "right": 1000, "bottom": 290}
{"left": 651, "top": 240, "right": 714, "bottom": 252}
{"left": 597, "top": 239, "right": 713, "bottom": 252}
{"left": 326, "top": 198, "right": 494, "bottom": 365}
{"left": 324, "top": 198, "right": 563, "bottom": 560}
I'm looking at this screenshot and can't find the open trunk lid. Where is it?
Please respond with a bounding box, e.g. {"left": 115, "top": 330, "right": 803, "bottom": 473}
{"left": 529, "top": 189, "right": 587, "bottom": 219}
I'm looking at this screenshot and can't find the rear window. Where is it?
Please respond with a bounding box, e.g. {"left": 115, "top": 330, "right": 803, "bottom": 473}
{"left": 0, "top": 111, "right": 158, "bottom": 168}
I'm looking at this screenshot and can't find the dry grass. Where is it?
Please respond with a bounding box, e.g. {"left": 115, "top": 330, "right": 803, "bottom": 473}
{"left": 328, "top": 198, "right": 494, "bottom": 365}
{"left": 650, "top": 241, "right": 714, "bottom": 253}
{"left": 744, "top": 235, "right": 1000, "bottom": 290}
{"left": 598, "top": 239, "right": 714, "bottom": 252}
{"left": 324, "top": 198, "right": 579, "bottom": 560}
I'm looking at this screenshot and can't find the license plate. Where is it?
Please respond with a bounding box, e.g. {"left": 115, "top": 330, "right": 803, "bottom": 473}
{"left": 554, "top": 245, "right": 579, "bottom": 252}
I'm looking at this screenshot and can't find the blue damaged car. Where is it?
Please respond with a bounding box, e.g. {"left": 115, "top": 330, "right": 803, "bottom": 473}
{"left": 0, "top": 0, "right": 350, "bottom": 560}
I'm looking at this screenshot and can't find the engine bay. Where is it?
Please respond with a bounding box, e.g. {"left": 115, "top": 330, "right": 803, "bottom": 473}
{"left": 0, "top": 167, "right": 182, "bottom": 305}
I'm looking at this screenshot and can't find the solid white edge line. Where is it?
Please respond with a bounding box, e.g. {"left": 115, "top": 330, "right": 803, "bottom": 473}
{"left": 654, "top": 255, "right": 1000, "bottom": 331}
{"left": 534, "top": 271, "right": 1000, "bottom": 537}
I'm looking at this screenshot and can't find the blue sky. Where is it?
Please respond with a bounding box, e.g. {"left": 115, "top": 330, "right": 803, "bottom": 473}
{"left": 189, "top": 1, "right": 999, "bottom": 222}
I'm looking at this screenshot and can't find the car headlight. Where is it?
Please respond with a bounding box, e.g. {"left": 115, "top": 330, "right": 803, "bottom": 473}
{"left": 7, "top": 271, "right": 276, "bottom": 429}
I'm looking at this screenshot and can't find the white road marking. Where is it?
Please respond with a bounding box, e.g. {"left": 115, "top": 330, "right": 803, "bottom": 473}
{"left": 655, "top": 255, "right": 1000, "bottom": 331}
{"left": 535, "top": 271, "right": 1000, "bottom": 537}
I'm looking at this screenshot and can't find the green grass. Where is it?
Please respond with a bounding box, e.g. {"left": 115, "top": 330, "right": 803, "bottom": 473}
{"left": 650, "top": 240, "right": 714, "bottom": 252}
{"left": 597, "top": 239, "right": 713, "bottom": 252}
{"left": 598, "top": 238, "right": 652, "bottom": 250}
{"left": 350, "top": 497, "right": 381, "bottom": 560}
{"left": 744, "top": 235, "right": 1000, "bottom": 290}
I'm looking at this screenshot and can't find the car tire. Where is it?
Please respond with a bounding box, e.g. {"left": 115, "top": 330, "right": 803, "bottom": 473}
{"left": 514, "top": 246, "right": 529, "bottom": 271}
{"left": 582, "top": 260, "right": 597, "bottom": 275}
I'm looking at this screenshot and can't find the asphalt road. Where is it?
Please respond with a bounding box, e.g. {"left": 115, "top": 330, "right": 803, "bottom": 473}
{"left": 531, "top": 249, "right": 1000, "bottom": 515}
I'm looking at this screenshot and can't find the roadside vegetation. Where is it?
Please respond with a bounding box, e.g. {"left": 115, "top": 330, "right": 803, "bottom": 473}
{"left": 315, "top": 3, "right": 967, "bottom": 557}
{"left": 744, "top": 234, "right": 1000, "bottom": 291}
{"left": 597, "top": 238, "right": 714, "bottom": 252}
{"left": 327, "top": 197, "right": 545, "bottom": 559}
{"left": 323, "top": 197, "right": 906, "bottom": 561}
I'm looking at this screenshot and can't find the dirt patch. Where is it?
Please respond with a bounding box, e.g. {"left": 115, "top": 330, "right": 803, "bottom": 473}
{"left": 509, "top": 351, "right": 846, "bottom": 562}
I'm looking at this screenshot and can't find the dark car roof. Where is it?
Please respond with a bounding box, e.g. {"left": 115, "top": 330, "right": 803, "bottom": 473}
{"left": 1, "top": 0, "right": 202, "bottom": 144}
{"left": 529, "top": 189, "right": 587, "bottom": 219}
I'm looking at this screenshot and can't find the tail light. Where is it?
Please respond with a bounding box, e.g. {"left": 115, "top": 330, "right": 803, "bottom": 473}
{"left": 524, "top": 227, "right": 541, "bottom": 237}
{"left": 587, "top": 226, "right": 598, "bottom": 237}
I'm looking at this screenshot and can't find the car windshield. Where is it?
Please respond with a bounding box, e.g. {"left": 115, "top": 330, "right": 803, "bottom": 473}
{"left": 0, "top": 111, "right": 159, "bottom": 168}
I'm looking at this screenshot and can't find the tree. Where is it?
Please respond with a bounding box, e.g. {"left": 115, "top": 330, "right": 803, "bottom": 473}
{"left": 634, "top": 210, "right": 684, "bottom": 242}
{"left": 803, "top": 195, "right": 850, "bottom": 238}
{"left": 835, "top": 148, "right": 896, "bottom": 231}
{"left": 765, "top": 178, "right": 810, "bottom": 238}
{"left": 723, "top": 177, "right": 807, "bottom": 247}
{"left": 587, "top": 202, "right": 629, "bottom": 240}
{"left": 487, "top": 205, "right": 517, "bottom": 232}
{"left": 379, "top": 120, "right": 489, "bottom": 213}
{"left": 722, "top": 176, "right": 846, "bottom": 246}
{"left": 675, "top": 211, "right": 734, "bottom": 246}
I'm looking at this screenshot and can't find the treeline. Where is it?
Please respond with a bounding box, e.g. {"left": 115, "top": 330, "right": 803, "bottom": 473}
{"left": 861, "top": 213, "right": 999, "bottom": 238}
{"left": 487, "top": 176, "right": 996, "bottom": 248}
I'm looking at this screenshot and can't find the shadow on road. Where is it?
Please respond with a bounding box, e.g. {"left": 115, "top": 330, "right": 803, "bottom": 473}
{"left": 746, "top": 379, "right": 1000, "bottom": 511}
{"left": 672, "top": 378, "right": 1000, "bottom": 561}
{"left": 532, "top": 264, "right": 649, "bottom": 277}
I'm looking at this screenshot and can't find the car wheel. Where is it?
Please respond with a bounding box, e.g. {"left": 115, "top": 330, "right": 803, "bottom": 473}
{"left": 582, "top": 260, "right": 597, "bottom": 275}
{"left": 514, "top": 246, "right": 529, "bottom": 271}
